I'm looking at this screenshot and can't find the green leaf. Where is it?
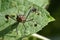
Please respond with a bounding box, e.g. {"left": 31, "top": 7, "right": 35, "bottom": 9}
{"left": 0, "top": 0, "right": 54, "bottom": 40}
{"left": 1, "top": 15, "right": 15, "bottom": 30}
{"left": 28, "top": 0, "right": 49, "bottom": 8}
{"left": 0, "top": 0, "right": 49, "bottom": 12}
{"left": 17, "top": 5, "right": 55, "bottom": 36}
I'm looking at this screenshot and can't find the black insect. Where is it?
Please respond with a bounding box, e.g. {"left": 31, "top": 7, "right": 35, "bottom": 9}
{"left": 4, "top": 7, "right": 38, "bottom": 35}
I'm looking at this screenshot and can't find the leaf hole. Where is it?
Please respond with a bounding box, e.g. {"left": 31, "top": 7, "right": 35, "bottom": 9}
{"left": 34, "top": 24, "right": 37, "bottom": 27}
{"left": 31, "top": 7, "right": 37, "bottom": 12}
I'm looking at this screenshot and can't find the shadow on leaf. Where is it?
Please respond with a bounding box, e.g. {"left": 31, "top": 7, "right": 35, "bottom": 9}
{"left": 0, "top": 22, "right": 19, "bottom": 37}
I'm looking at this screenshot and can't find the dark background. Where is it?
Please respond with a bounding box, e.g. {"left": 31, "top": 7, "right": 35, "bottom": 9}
{"left": 37, "top": 0, "right": 60, "bottom": 40}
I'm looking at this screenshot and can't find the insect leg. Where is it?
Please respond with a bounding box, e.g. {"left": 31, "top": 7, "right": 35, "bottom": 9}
{"left": 16, "top": 27, "right": 18, "bottom": 35}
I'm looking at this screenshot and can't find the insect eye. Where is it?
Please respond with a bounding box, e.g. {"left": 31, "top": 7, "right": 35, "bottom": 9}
{"left": 5, "top": 15, "right": 9, "bottom": 19}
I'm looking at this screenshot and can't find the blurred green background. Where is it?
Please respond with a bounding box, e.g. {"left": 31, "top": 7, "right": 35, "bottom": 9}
{"left": 37, "top": 0, "right": 60, "bottom": 40}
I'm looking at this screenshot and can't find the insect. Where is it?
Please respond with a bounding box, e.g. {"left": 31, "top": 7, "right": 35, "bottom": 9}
{"left": 16, "top": 15, "right": 26, "bottom": 22}
{"left": 0, "top": 0, "right": 54, "bottom": 38}
{"left": 4, "top": 7, "right": 39, "bottom": 35}
{"left": 15, "top": 7, "right": 38, "bottom": 34}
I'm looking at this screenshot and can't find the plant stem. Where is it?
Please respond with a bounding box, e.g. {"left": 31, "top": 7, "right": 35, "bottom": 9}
{"left": 32, "top": 33, "right": 50, "bottom": 40}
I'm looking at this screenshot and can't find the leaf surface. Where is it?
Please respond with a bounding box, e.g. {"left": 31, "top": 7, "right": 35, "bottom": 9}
{"left": 0, "top": 0, "right": 54, "bottom": 40}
